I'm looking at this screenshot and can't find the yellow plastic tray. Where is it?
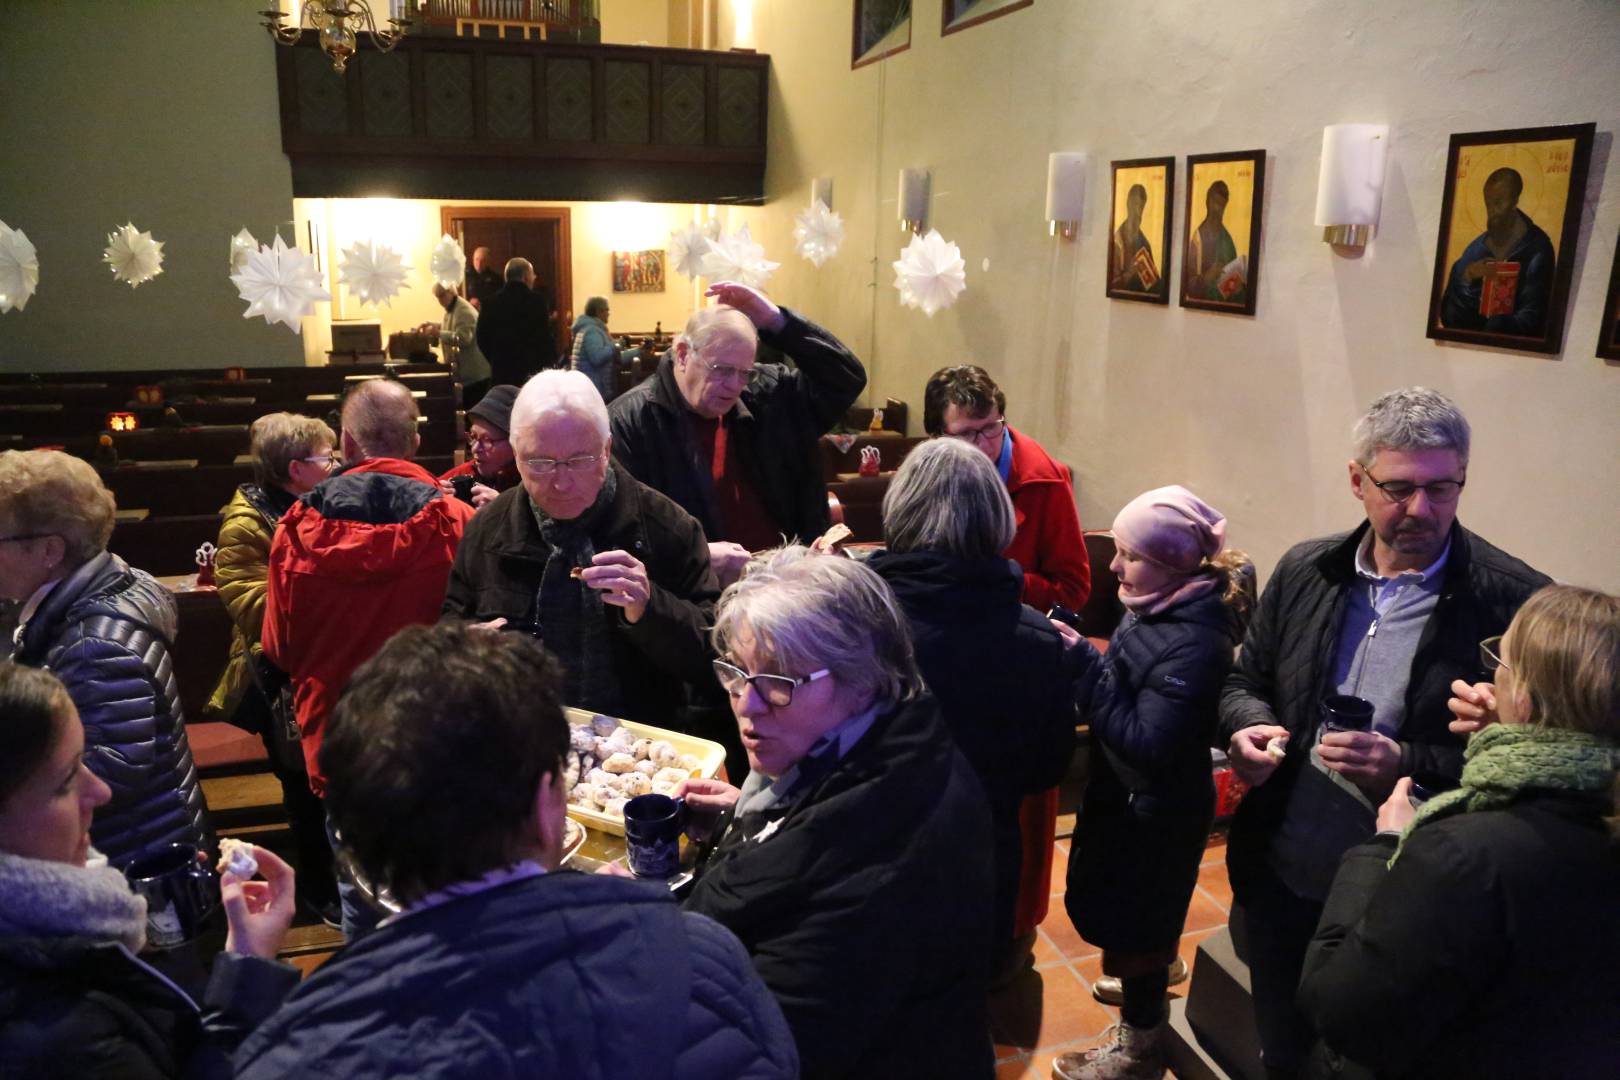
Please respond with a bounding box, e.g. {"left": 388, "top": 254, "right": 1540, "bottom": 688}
{"left": 564, "top": 707, "right": 726, "bottom": 837}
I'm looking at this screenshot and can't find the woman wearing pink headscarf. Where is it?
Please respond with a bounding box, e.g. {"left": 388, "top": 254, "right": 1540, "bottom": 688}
{"left": 1052, "top": 486, "right": 1255, "bottom": 1080}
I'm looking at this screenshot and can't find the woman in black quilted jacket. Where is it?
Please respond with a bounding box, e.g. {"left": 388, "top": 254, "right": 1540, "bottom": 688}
{"left": 1053, "top": 486, "right": 1254, "bottom": 1080}
{"left": 0, "top": 449, "right": 210, "bottom": 870}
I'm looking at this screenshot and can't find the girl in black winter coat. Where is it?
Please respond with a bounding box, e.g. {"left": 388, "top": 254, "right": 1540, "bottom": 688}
{"left": 0, "top": 664, "right": 299, "bottom": 1080}
{"left": 1053, "top": 487, "right": 1253, "bottom": 1080}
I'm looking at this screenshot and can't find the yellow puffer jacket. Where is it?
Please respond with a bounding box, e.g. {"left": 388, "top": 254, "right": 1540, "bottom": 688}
{"left": 205, "top": 486, "right": 279, "bottom": 720}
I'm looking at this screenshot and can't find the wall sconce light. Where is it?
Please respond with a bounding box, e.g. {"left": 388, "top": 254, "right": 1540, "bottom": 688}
{"left": 1045, "top": 152, "right": 1087, "bottom": 240}
{"left": 1315, "top": 124, "right": 1389, "bottom": 248}
{"left": 898, "top": 169, "right": 930, "bottom": 234}
{"left": 811, "top": 176, "right": 834, "bottom": 210}
{"left": 106, "top": 412, "right": 140, "bottom": 433}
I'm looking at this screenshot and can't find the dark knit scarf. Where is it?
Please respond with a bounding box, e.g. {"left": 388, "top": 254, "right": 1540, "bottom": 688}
{"left": 529, "top": 467, "right": 622, "bottom": 715}
{"left": 1393, "top": 722, "right": 1620, "bottom": 864}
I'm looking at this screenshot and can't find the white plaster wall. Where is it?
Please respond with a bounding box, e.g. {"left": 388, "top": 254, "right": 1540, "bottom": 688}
{"left": 722, "top": 0, "right": 1620, "bottom": 591}
{"left": 0, "top": 0, "right": 303, "bottom": 371}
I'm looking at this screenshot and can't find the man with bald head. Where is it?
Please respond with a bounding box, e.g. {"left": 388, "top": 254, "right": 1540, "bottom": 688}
{"left": 608, "top": 281, "right": 865, "bottom": 585}
{"left": 443, "top": 371, "right": 720, "bottom": 737}
{"left": 264, "top": 377, "right": 475, "bottom": 937}
{"left": 464, "top": 245, "right": 502, "bottom": 312}
{"left": 477, "top": 257, "right": 559, "bottom": 386}
{"left": 1439, "top": 166, "right": 1557, "bottom": 336}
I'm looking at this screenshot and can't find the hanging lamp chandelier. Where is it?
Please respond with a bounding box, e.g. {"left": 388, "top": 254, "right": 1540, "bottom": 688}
{"left": 261, "top": 2, "right": 415, "bottom": 74}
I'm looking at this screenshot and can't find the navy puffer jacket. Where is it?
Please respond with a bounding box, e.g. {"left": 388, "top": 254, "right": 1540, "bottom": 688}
{"left": 235, "top": 871, "right": 798, "bottom": 1080}
{"left": 13, "top": 552, "right": 210, "bottom": 869}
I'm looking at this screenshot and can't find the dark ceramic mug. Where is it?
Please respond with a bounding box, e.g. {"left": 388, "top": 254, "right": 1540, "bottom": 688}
{"left": 1320, "top": 694, "right": 1375, "bottom": 734}
{"left": 124, "top": 843, "right": 219, "bottom": 949}
{"left": 1408, "top": 770, "right": 1462, "bottom": 808}
{"left": 623, "top": 793, "right": 688, "bottom": 879}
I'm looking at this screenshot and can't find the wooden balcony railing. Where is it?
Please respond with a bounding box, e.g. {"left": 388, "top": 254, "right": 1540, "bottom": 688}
{"left": 274, "top": 33, "right": 768, "bottom": 203}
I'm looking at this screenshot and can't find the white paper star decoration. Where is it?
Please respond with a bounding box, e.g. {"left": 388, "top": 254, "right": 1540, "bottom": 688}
{"left": 669, "top": 219, "right": 720, "bottom": 279}
{"left": 103, "top": 223, "right": 164, "bottom": 288}
{"left": 700, "top": 224, "right": 779, "bottom": 289}
{"left": 793, "top": 200, "right": 845, "bottom": 268}
{"left": 230, "top": 235, "right": 331, "bottom": 333}
{"left": 0, "top": 220, "right": 40, "bottom": 314}
{"left": 430, "top": 234, "right": 465, "bottom": 289}
{"left": 229, "top": 228, "right": 258, "bottom": 275}
{"left": 892, "top": 230, "right": 966, "bottom": 317}
{"left": 339, "top": 239, "right": 411, "bottom": 308}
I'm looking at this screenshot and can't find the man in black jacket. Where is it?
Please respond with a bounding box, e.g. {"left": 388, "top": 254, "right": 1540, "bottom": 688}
{"left": 442, "top": 370, "right": 721, "bottom": 740}
{"left": 1218, "top": 386, "right": 1551, "bottom": 1080}
{"left": 475, "top": 257, "right": 558, "bottom": 386}
{"left": 608, "top": 281, "right": 865, "bottom": 586}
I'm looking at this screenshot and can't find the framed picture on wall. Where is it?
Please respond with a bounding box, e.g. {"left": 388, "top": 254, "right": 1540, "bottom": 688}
{"left": 611, "top": 250, "right": 665, "bottom": 293}
{"left": 1106, "top": 156, "right": 1174, "bottom": 305}
{"left": 1179, "top": 149, "right": 1265, "bottom": 316}
{"left": 1598, "top": 230, "right": 1620, "bottom": 361}
{"left": 1424, "top": 122, "right": 1594, "bottom": 355}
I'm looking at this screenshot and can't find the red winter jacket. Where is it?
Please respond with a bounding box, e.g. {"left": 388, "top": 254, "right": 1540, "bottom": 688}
{"left": 1004, "top": 428, "right": 1091, "bottom": 614}
{"left": 263, "top": 457, "right": 474, "bottom": 794}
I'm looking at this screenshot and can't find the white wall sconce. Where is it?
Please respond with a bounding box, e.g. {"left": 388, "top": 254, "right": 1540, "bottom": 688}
{"left": 811, "top": 176, "right": 834, "bottom": 210}
{"left": 1046, "top": 152, "right": 1087, "bottom": 240}
{"left": 899, "top": 168, "right": 930, "bottom": 234}
{"left": 1315, "top": 124, "right": 1390, "bottom": 248}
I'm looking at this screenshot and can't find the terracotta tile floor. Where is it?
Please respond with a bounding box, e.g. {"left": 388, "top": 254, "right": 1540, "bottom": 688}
{"left": 988, "top": 829, "right": 1231, "bottom": 1079}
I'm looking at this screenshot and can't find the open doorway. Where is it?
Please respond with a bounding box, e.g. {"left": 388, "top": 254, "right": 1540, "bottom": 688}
{"left": 440, "top": 206, "right": 573, "bottom": 357}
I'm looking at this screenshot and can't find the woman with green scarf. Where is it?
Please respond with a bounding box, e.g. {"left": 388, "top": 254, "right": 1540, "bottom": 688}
{"left": 1298, "top": 584, "right": 1620, "bottom": 1079}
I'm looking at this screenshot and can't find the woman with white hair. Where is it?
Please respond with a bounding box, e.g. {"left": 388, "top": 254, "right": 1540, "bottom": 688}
{"left": 0, "top": 450, "right": 209, "bottom": 870}
{"left": 680, "top": 548, "right": 996, "bottom": 1080}
{"left": 865, "top": 438, "right": 1076, "bottom": 978}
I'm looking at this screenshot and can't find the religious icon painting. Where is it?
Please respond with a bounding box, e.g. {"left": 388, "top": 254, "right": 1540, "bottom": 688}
{"left": 1597, "top": 229, "right": 1620, "bottom": 362}
{"left": 1179, "top": 149, "right": 1265, "bottom": 316}
{"left": 611, "top": 249, "right": 666, "bottom": 293}
{"left": 1425, "top": 123, "right": 1594, "bottom": 355}
{"left": 1106, "top": 157, "right": 1174, "bottom": 305}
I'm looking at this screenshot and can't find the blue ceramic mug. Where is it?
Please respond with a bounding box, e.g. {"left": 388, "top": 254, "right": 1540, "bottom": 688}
{"left": 623, "top": 793, "right": 687, "bottom": 879}
{"left": 124, "top": 843, "right": 219, "bottom": 949}
{"left": 1320, "top": 694, "right": 1375, "bottom": 734}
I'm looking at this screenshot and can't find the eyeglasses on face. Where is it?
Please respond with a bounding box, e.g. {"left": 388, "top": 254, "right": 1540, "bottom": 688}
{"left": 1363, "top": 467, "right": 1465, "bottom": 505}
{"left": 300, "top": 453, "right": 340, "bottom": 472}
{"left": 468, "top": 433, "right": 509, "bottom": 449}
{"left": 943, "top": 417, "right": 1007, "bottom": 446}
{"left": 1479, "top": 634, "right": 1510, "bottom": 674}
{"left": 712, "top": 658, "right": 830, "bottom": 708}
{"left": 694, "top": 355, "right": 761, "bottom": 387}
{"left": 520, "top": 454, "right": 601, "bottom": 476}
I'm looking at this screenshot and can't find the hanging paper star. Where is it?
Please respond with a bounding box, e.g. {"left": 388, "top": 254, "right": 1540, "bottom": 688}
{"left": 0, "top": 219, "right": 40, "bottom": 314}
{"left": 430, "top": 234, "right": 465, "bottom": 289}
{"left": 669, "top": 218, "right": 720, "bottom": 279}
{"left": 230, "top": 234, "right": 331, "bottom": 333}
{"left": 229, "top": 228, "right": 258, "bottom": 275}
{"left": 793, "top": 200, "right": 845, "bottom": 268}
{"left": 103, "top": 223, "right": 164, "bottom": 288}
{"left": 339, "top": 239, "right": 411, "bottom": 307}
{"left": 892, "top": 230, "right": 966, "bottom": 317}
{"left": 700, "top": 223, "right": 779, "bottom": 289}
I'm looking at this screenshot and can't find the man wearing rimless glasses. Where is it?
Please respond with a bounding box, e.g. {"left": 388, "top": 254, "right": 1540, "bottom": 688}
{"left": 1218, "top": 386, "right": 1551, "bottom": 1080}
{"left": 608, "top": 281, "right": 865, "bottom": 587}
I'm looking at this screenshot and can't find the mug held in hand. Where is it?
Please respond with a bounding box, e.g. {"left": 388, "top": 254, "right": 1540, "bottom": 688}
{"left": 623, "top": 793, "right": 688, "bottom": 879}
{"left": 124, "top": 843, "right": 219, "bottom": 949}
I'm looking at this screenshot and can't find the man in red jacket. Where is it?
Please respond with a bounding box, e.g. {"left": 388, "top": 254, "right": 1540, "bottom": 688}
{"left": 923, "top": 364, "right": 1093, "bottom": 969}
{"left": 263, "top": 378, "right": 475, "bottom": 938}
{"left": 923, "top": 365, "right": 1091, "bottom": 613}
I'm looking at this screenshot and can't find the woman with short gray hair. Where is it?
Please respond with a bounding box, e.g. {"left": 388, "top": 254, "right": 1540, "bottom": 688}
{"left": 681, "top": 545, "right": 997, "bottom": 1079}
{"left": 868, "top": 439, "right": 1078, "bottom": 979}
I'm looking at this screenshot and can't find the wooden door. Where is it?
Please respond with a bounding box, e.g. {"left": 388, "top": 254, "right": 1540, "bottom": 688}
{"left": 443, "top": 207, "right": 572, "bottom": 355}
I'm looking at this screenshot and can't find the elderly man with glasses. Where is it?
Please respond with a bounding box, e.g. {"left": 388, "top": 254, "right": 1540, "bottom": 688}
{"left": 437, "top": 383, "right": 521, "bottom": 510}
{"left": 608, "top": 281, "right": 866, "bottom": 587}
{"left": 443, "top": 371, "right": 722, "bottom": 748}
{"left": 1218, "top": 386, "right": 1552, "bottom": 1080}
